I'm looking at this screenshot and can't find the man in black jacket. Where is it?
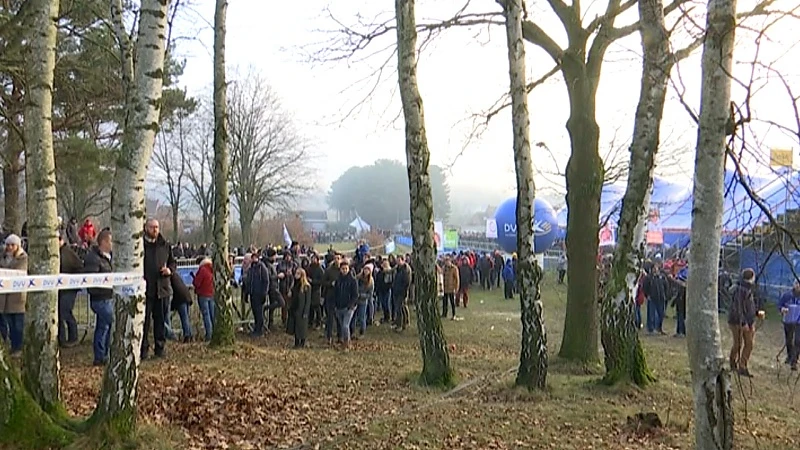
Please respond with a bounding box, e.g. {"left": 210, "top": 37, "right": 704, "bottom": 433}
{"left": 392, "top": 256, "right": 412, "bottom": 331}
{"left": 643, "top": 261, "right": 671, "bottom": 335}
{"left": 141, "top": 219, "right": 176, "bottom": 359}
{"left": 58, "top": 232, "right": 84, "bottom": 347}
{"left": 84, "top": 230, "right": 114, "bottom": 365}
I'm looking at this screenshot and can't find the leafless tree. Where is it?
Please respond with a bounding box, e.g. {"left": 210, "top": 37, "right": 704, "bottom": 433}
{"left": 228, "top": 70, "right": 313, "bottom": 246}
{"left": 152, "top": 101, "right": 194, "bottom": 242}
{"left": 184, "top": 107, "right": 215, "bottom": 243}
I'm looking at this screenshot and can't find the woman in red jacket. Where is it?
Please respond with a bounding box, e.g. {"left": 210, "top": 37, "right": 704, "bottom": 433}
{"left": 193, "top": 258, "right": 215, "bottom": 341}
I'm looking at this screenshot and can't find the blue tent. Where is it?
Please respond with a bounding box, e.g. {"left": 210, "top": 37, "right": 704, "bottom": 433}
{"left": 555, "top": 168, "right": 784, "bottom": 243}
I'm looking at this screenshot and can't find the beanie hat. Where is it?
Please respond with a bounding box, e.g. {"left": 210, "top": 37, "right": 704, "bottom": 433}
{"left": 4, "top": 234, "right": 21, "bottom": 246}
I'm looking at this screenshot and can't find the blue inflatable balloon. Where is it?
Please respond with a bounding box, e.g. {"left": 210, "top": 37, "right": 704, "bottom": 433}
{"left": 493, "top": 197, "right": 559, "bottom": 254}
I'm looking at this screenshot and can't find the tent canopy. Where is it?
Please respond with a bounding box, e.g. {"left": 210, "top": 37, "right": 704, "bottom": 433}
{"left": 349, "top": 216, "right": 371, "bottom": 233}
{"left": 555, "top": 168, "right": 791, "bottom": 240}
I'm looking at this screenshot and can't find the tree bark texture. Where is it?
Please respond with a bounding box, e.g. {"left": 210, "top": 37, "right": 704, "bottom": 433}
{"left": 503, "top": 0, "right": 547, "bottom": 390}
{"left": 395, "top": 0, "right": 453, "bottom": 387}
{"left": 3, "top": 109, "right": 23, "bottom": 234}
{"left": 211, "top": 0, "right": 235, "bottom": 347}
{"left": 20, "top": 0, "right": 63, "bottom": 415}
{"left": 559, "top": 56, "right": 604, "bottom": 363}
{"left": 600, "top": 0, "right": 671, "bottom": 387}
{"left": 93, "top": 0, "right": 170, "bottom": 437}
{"left": 686, "top": 0, "right": 737, "bottom": 447}
{"left": 0, "top": 346, "right": 73, "bottom": 447}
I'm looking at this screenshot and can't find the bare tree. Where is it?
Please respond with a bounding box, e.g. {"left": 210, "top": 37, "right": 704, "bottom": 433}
{"left": 184, "top": 107, "right": 215, "bottom": 243}
{"left": 211, "top": 0, "right": 235, "bottom": 347}
{"left": 228, "top": 71, "right": 312, "bottom": 246}
{"left": 19, "top": 0, "right": 61, "bottom": 415}
{"left": 152, "top": 102, "right": 194, "bottom": 242}
{"left": 500, "top": 0, "right": 547, "bottom": 390}
{"left": 93, "top": 0, "right": 171, "bottom": 438}
{"left": 686, "top": 0, "right": 738, "bottom": 446}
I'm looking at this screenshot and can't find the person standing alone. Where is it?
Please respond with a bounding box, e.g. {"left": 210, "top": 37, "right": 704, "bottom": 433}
{"left": 141, "top": 219, "right": 176, "bottom": 360}
{"left": 778, "top": 281, "right": 800, "bottom": 371}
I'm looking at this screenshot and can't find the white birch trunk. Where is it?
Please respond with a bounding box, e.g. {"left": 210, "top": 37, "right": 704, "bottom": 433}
{"left": 211, "top": 0, "right": 235, "bottom": 346}
{"left": 395, "top": 0, "right": 453, "bottom": 386}
{"left": 502, "top": 0, "right": 547, "bottom": 389}
{"left": 20, "top": 0, "right": 62, "bottom": 414}
{"left": 93, "top": 0, "right": 170, "bottom": 435}
{"left": 686, "top": 0, "right": 737, "bottom": 447}
{"left": 599, "top": 0, "right": 671, "bottom": 386}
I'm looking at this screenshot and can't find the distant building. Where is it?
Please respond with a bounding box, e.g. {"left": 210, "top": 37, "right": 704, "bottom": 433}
{"left": 296, "top": 210, "right": 334, "bottom": 232}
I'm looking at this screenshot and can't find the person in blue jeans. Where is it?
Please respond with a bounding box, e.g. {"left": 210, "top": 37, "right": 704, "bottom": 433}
{"left": 83, "top": 230, "right": 114, "bottom": 365}
{"left": 333, "top": 261, "right": 358, "bottom": 351}
{"left": 0, "top": 234, "right": 28, "bottom": 355}
{"left": 643, "top": 261, "right": 670, "bottom": 335}
{"left": 192, "top": 257, "right": 215, "bottom": 341}
{"left": 671, "top": 267, "right": 688, "bottom": 337}
{"left": 778, "top": 281, "right": 800, "bottom": 371}
{"left": 355, "top": 264, "right": 375, "bottom": 337}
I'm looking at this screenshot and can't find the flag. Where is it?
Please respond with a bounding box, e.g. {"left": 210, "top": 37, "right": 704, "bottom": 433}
{"left": 282, "top": 223, "right": 292, "bottom": 246}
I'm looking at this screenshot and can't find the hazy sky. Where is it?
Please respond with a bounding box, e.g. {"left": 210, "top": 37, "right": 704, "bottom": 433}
{"left": 172, "top": 0, "right": 800, "bottom": 211}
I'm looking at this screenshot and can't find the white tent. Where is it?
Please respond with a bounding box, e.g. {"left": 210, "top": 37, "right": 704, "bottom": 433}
{"left": 349, "top": 216, "right": 371, "bottom": 233}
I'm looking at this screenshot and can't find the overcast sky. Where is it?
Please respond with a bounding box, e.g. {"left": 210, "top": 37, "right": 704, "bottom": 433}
{"left": 170, "top": 0, "right": 800, "bottom": 211}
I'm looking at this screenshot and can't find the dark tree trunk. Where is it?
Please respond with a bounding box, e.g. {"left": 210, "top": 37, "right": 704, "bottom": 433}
{"left": 559, "top": 57, "right": 603, "bottom": 363}
{"left": 395, "top": 0, "right": 453, "bottom": 387}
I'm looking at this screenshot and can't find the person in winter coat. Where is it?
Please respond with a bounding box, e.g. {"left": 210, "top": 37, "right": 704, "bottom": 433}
{"left": 778, "top": 281, "right": 800, "bottom": 371}
{"left": 479, "top": 254, "right": 493, "bottom": 290}
{"left": 58, "top": 232, "right": 84, "bottom": 347}
{"left": 141, "top": 219, "right": 177, "bottom": 359}
{"left": 375, "top": 260, "right": 393, "bottom": 323}
{"left": 263, "top": 249, "right": 284, "bottom": 330}
{"left": 322, "top": 254, "right": 342, "bottom": 345}
{"left": 192, "top": 257, "right": 215, "bottom": 342}
{"left": 307, "top": 254, "right": 325, "bottom": 329}
{"left": 442, "top": 257, "right": 460, "bottom": 319}
{"left": 78, "top": 218, "right": 97, "bottom": 246}
{"left": 392, "top": 256, "right": 412, "bottom": 331}
{"left": 502, "top": 258, "right": 516, "bottom": 300}
{"left": 277, "top": 252, "right": 297, "bottom": 327}
{"left": 671, "top": 266, "right": 688, "bottom": 337}
{"left": 84, "top": 230, "right": 114, "bottom": 365}
{"left": 355, "top": 265, "right": 375, "bottom": 337}
{"left": 170, "top": 270, "right": 194, "bottom": 343}
{"left": 728, "top": 268, "right": 764, "bottom": 377}
{"left": 289, "top": 268, "right": 312, "bottom": 348}
{"left": 0, "top": 234, "right": 27, "bottom": 355}
{"left": 493, "top": 251, "right": 505, "bottom": 289}
{"left": 240, "top": 252, "right": 253, "bottom": 318}
{"left": 643, "top": 261, "right": 671, "bottom": 335}
{"left": 247, "top": 253, "right": 271, "bottom": 336}
{"left": 457, "top": 257, "right": 472, "bottom": 308}
{"left": 333, "top": 261, "right": 358, "bottom": 350}
{"left": 557, "top": 253, "right": 567, "bottom": 285}
{"left": 66, "top": 217, "right": 80, "bottom": 245}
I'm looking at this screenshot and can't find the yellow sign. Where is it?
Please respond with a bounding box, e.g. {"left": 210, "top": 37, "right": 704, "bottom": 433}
{"left": 770, "top": 148, "right": 793, "bottom": 168}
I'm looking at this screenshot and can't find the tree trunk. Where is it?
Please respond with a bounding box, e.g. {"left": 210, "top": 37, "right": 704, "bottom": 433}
{"left": 394, "top": 0, "right": 453, "bottom": 387}
{"left": 0, "top": 345, "right": 73, "bottom": 447}
{"left": 686, "top": 0, "right": 737, "bottom": 447}
{"left": 20, "top": 0, "right": 63, "bottom": 415}
{"left": 559, "top": 57, "right": 603, "bottom": 363}
{"left": 92, "top": 0, "right": 170, "bottom": 438}
{"left": 600, "top": 0, "right": 671, "bottom": 386}
{"left": 502, "top": 0, "right": 547, "bottom": 390}
{"left": 240, "top": 214, "right": 253, "bottom": 249}
{"left": 3, "top": 113, "right": 23, "bottom": 235}
{"left": 171, "top": 207, "right": 179, "bottom": 242}
{"left": 210, "top": 0, "right": 235, "bottom": 347}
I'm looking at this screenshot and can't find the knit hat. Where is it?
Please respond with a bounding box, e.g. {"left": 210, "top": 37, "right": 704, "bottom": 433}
{"left": 4, "top": 234, "right": 21, "bottom": 246}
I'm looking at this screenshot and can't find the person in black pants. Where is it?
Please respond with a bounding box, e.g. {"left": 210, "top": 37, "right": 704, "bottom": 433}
{"left": 141, "top": 219, "right": 176, "bottom": 360}
{"left": 246, "top": 252, "right": 270, "bottom": 336}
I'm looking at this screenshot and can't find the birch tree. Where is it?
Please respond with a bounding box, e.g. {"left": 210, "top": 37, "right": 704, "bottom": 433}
{"left": 685, "top": 0, "right": 737, "bottom": 446}
{"left": 19, "top": 0, "right": 62, "bottom": 414}
{"left": 210, "top": 0, "right": 234, "bottom": 347}
{"left": 599, "top": 0, "right": 672, "bottom": 387}
{"left": 501, "top": 0, "right": 547, "bottom": 390}
{"left": 395, "top": 0, "right": 453, "bottom": 387}
{"left": 91, "top": 0, "right": 171, "bottom": 437}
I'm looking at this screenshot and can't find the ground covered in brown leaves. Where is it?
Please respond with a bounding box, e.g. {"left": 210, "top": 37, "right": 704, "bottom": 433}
{"left": 50, "top": 279, "right": 800, "bottom": 449}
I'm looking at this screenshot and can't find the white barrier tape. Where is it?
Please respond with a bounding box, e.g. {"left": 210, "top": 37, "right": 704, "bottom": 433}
{"left": 0, "top": 271, "right": 143, "bottom": 294}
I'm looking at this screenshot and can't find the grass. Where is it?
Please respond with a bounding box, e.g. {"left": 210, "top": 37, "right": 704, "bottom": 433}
{"left": 25, "top": 275, "right": 800, "bottom": 449}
